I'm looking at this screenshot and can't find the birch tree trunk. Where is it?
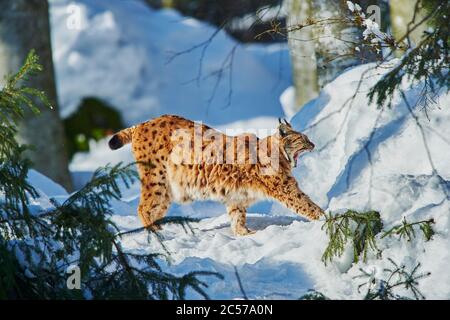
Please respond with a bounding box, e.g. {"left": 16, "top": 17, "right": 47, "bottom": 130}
{"left": 0, "top": 0, "right": 73, "bottom": 190}
{"left": 389, "top": 0, "right": 427, "bottom": 45}
{"left": 285, "top": 0, "right": 319, "bottom": 110}
{"left": 309, "top": 0, "right": 362, "bottom": 89}
{"left": 286, "top": 0, "right": 366, "bottom": 109}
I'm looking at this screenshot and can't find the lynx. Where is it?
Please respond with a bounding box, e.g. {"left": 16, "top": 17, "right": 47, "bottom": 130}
{"left": 109, "top": 115, "right": 324, "bottom": 236}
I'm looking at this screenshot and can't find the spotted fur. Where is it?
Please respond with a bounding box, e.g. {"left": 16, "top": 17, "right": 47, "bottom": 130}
{"left": 109, "top": 115, "right": 324, "bottom": 236}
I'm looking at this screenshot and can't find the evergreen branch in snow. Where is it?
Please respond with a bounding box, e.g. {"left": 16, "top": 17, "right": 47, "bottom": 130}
{"left": 300, "top": 259, "right": 431, "bottom": 300}
{"left": 322, "top": 209, "right": 438, "bottom": 266}
{"left": 154, "top": 216, "right": 200, "bottom": 233}
{"left": 115, "top": 216, "right": 199, "bottom": 257}
{"left": 355, "top": 258, "right": 431, "bottom": 300}
{"left": 321, "top": 210, "right": 383, "bottom": 265}
{"left": 116, "top": 216, "right": 199, "bottom": 238}
{"left": 382, "top": 218, "right": 435, "bottom": 242}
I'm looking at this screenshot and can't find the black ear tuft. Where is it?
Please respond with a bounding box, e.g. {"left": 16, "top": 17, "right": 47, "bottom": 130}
{"left": 108, "top": 134, "right": 123, "bottom": 150}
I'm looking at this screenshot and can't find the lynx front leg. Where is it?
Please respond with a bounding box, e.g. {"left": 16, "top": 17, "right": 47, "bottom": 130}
{"left": 226, "top": 205, "right": 255, "bottom": 236}
{"left": 265, "top": 176, "right": 324, "bottom": 220}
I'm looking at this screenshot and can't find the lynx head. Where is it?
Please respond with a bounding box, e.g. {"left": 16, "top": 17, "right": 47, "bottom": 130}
{"left": 277, "top": 118, "right": 315, "bottom": 168}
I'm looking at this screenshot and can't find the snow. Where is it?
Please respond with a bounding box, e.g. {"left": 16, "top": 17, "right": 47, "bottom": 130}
{"left": 347, "top": 1, "right": 356, "bottom": 12}
{"left": 346, "top": 0, "right": 391, "bottom": 55}
{"left": 25, "top": 170, "right": 69, "bottom": 214}
{"left": 49, "top": 0, "right": 291, "bottom": 126}
{"left": 279, "top": 86, "right": 297, "bottom": 120}
{"left": 27, "top": 169, "right": 68, "bottom": 197}
{"left": 30, "top": 0, "right": 450, "bottom": 299}
{"left": 346, "top": 1, "right": 362, "bottom": 13}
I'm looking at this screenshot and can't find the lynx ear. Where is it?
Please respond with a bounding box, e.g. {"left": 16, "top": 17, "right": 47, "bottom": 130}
{"left": 278, "top": 118, "right": 291, "bottom": 137}
{"left": 278, "top": 124, "right": 289, "bottom": 137}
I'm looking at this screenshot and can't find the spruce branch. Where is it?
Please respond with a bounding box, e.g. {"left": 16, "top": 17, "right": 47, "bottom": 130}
{"left": 1, "top": 50, "right": 50, "bottom": 123}
{"left": 0, "top": 50, "right": 49, "bottom": 242}
{"left": 382, "top": 218, "right": 435, "bottom": 242}
{"left": 177, "top": 271, "right": 224, "bottom": 300}
{"left": 321, "top": 210, "right": 383, "bottom": 265}
{"left": 61, "top": 162, "right": 139, "bottom": 211}
{"left": 355, "top": 258, "right": 431, "bottom": 300}
{"left": 115, "top": 216, "right": 199, "bottom": 239}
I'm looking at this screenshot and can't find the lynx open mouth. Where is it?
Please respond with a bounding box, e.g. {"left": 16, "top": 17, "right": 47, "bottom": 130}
{"left": 293, "top": 143, "right": 315, "bottom": 167}
{"left": 293, "top": 147, "right": 312, "bottom": 167}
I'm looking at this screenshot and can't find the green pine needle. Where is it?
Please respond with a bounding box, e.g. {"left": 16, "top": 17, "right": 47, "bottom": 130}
{"left": 321, "top": 210, "right": 383, "bottom": 265}
{"left": 382, "top": 218, "right": 435, "bottom": 242}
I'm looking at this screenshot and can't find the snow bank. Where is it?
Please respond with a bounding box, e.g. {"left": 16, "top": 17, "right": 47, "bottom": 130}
{"left": 289, "top": 61, "right": 450, "bottom": 298}
{"left": 27, "top": 169, "right": 68, "bottom": 197}
{"left": 49, "top": 0, "right": 291, "bottom": 126}
{"left": 290, "top": 62, "right": 449, "bottom": 217}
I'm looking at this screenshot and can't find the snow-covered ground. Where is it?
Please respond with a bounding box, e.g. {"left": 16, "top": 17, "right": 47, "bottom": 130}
{"left": 38, "top": 0, "right": 450, "bottom": 299}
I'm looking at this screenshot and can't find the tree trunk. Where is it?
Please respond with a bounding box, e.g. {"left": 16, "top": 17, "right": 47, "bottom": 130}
{"left": 285, "top": 0, "right": 319, "bottom": 109}
{"left": 309, "top": 0, "right": 362, "bottom": 89}
{"left": 0, "top": 0, "right": 73, "bottom": 191}
{"left": 389, "top": 0, "right": 427, "bottom": 46}
{"left": 286, "top": 0, "right": 380, "bottom": 107}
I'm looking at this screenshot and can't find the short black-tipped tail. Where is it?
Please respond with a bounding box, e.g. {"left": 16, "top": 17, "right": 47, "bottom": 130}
{"left": 108, "top": 126, "right": 135, "bottom": 150}
{"left": 108, "top": 134, "right": 123, "bottom": 150}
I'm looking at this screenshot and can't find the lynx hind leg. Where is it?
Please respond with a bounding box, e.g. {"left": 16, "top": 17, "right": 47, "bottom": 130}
{"left": 137, "top": 169, "right": 170, "bottom": 231}
{"left": 227, "top": 205, "right": 255, "bottom": 236}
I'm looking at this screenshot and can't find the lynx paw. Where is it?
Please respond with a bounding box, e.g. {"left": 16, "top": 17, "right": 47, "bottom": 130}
{"left": 232, "top": 226, "right": 256, "bottom": 236}
{"left": 145, "top": 223, "right": 162, "bottom": 232}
